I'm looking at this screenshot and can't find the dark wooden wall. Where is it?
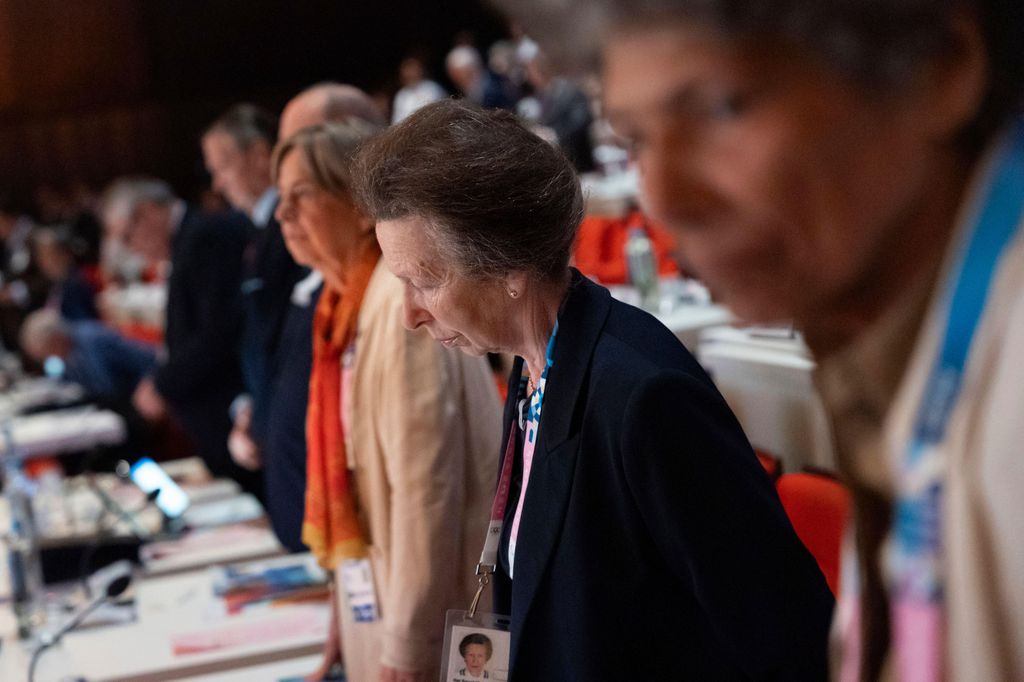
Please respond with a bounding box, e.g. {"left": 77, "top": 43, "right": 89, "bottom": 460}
{"left": 0, "top": 0, "right": 507, "bottom": 208}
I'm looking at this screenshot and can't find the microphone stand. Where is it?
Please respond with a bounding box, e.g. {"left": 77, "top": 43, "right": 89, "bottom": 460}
{"left": 77, "top": 485, "right": 160, "bottom": 596}
{"left": 28, "top": 575, "right": 132, "bottom": 682}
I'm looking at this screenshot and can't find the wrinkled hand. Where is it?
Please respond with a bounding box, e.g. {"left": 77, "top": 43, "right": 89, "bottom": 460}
{"left": 228, "top": 405, "right": 262, "bottom": 471}
{"left": 132, "top": 377, "right": 167, "bottom": 421}
{"left": 378, "top": 666, "right": 427, "bottom": 682}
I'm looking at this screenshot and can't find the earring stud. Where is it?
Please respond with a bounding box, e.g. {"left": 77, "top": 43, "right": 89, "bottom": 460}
{"left": 508, "top": 289, "right": 519, "bottom": 298}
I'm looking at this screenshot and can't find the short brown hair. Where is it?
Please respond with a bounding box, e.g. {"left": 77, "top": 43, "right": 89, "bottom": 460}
{"left": 205, "top": 102, "right": 278, "bottom": 149}
{"left": 351, "top": 99, "right": 584, "bottom": 281}
{"left": 272, "top": 119, "right": 381, "bottom": 198}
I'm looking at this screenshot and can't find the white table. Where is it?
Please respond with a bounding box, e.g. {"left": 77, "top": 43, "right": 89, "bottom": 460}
{"left": 4, "top": 406, "right": 126, "bottom": 458}
{"left": 581, "top": 168, "right": 640, "bottom": 216}
{"left": 0, "top": 379, "right": 85, "bottom": 420}
{"left": 177, "top": 654, "right": 323, "bottom": 681}
{"left": 0, "top": 558, "right": 329, "bottom": 682}
{"left": 607, "top": 284, "right": 734, "bottom": 351}
{"left": 697, "top": 326, "right": 835, "bottom": 472}
{"left": 656, "top": 304, "right": 734, "bottom": 351}
{"left": 141, "top": 521, "right": 284, "bottom": 578}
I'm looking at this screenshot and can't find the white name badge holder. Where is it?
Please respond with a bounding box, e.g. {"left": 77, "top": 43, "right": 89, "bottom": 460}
{"left": 440, "top": 424, "right": 517, "bottom": 682}
{"left": 340, "top": 557, "right": 379, "bottom": 623}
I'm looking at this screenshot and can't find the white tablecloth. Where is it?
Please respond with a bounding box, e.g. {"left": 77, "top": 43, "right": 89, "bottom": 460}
{"left": 5, "top": 406, "right": 126, "bottom": 458}
{"left": 697, "top": 326, "right": 835, "bottom": 472}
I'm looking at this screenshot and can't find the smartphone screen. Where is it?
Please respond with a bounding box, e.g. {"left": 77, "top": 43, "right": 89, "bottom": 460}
{"left": 129, "top": 457, "right": 190, "bottom": 519}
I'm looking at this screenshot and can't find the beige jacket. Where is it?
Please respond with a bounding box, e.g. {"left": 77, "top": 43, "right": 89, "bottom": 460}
{"left": 826, "top": 137, "right": 1024, "bottom": 680}
{"left": 882, "top": 224, "right": 1024, "bottom": 681}
{"left": 335, "top": 262, "right": 500, "bottom": 680}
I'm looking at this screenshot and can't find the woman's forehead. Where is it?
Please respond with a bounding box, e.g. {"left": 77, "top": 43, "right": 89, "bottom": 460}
{"left": 378, "top": 219, "right": 443, "bottom": 268}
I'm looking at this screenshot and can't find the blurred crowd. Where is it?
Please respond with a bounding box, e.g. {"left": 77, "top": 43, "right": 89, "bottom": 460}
{"left": 4, "top": 0, "right": 1021, "bottom": 678}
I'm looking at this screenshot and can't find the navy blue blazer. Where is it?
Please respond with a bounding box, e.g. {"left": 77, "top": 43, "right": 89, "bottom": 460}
{"left": 155, "top": 207, "right": 262, "bottom": 498}
{"left": 262, "top": 278, "right": 320, "bottom": 552}
{"left": 493, "top": 272, "right": 833, "bottom": 680}
{"left": 238, "top": 211, "right": 305, "bottom": 446}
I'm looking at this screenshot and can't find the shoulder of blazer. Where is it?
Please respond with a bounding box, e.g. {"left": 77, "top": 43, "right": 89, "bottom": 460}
{"left": 178, "top": 207, "right": 249, "bottom": 248}
{"left": 522, "top": 270, "right": 715, "bottom": 447}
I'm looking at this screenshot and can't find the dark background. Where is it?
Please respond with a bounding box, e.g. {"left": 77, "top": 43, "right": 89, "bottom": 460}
{"left": 0, "top": 0, "right": 508, "bottom": 210}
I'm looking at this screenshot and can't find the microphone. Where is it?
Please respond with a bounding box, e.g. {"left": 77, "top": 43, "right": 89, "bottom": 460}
{"left": 89, "top": 480, "right": 151, "bottom": 540}
{"left": 29, "top": 574, "right": 132, "bottom": 682}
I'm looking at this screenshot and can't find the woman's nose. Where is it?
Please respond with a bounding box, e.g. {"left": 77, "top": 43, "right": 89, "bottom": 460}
{"left": 638, "top": 131, "right": 718, "bottom": 236}
{"left": 274, "top": 198, "right": 292, "bottom": 224}
{"left": 638, "top": 134, "right": 687, "bottom": 225}
{"left": 402, "top": 286, "right": 431, "bottom": 330}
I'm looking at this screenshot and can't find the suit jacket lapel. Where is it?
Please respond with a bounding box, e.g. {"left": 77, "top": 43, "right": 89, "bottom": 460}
{"left": 508, "top": 270, "right": 612, "bottom": 667}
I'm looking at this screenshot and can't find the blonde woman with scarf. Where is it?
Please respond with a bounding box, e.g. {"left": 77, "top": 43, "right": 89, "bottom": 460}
{"left": 272, "top": 121, "right": 500, "bottom": 682}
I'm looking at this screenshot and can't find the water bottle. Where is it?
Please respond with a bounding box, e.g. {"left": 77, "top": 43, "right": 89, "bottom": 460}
{"left": 625, "top": 227, "right": 660, "bottom": 310}
{"left": 3, "top": 423, "right": 45, "bottom": 639}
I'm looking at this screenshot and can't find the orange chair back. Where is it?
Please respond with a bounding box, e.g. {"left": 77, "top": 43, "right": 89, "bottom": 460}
{"left": 776, "top": 472, "right": 850, "bottom": 595}
{"left": 574, "top": 210, "right": 680, "bottom": 284}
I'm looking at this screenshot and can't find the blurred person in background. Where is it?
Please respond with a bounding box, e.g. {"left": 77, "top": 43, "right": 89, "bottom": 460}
{"left": 507, "top": 0, "right": 1024, "bottom": 678}
{"left": 353, "top": 100, "right": 833, "bottom": 681}
{"left": 99, "top": 177, "right": 261, "bottom": 497}
{"left": 273, "top": 120, "right": 499, "bottom": 682}
{"left": 1, "top": 194, "right": 35, "bottom": 281}
{"left": 202, "top": 103, "right": 306, "bottom": 510}
{"left": 392, "top": 56, "right": 447, "bottom": 124}
{"left": 20, "top": 308, "right": 155, "bottom": 405}
{"left": 280, "top": 82, "right": 387, "bottom": 137}
{"left": 520, "top": 50, "right": 595, "bottom": 172}
{"left": 0, "top": 196, "right": 48, "bottom": 352}
{"left": 445, "top": 46, "right": 517, "bottom": 111}
{"left": 21, "top": 308, "right": 159, "bottom": 467}
{"left": 32, "top": 227, "right": 99, "bottom": 321}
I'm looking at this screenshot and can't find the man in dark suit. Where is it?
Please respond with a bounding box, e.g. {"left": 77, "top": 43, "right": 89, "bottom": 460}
{"left": 193, "top": 88, "right": 383, "bottom": 552}
{"left": 523, "top": 51, "right": 595, "bottom": 173}
{"left": 202, "top": 104, "right": 305, "bottom": 477}
{"left": 99, "top": 177, "right": 261, "bottom": 497}
{"left": 260, "top": 268, "right": 321, "bottom": 552}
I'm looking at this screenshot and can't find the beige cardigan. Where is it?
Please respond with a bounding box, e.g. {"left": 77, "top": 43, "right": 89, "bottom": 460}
{"left": 335, "top": 261, "right": 500, "bottom": 679}
{"left": 880, "top": 226, "right": 1024, "bottom": 681}
{"left": 827, "top": 139, "right": 1024, "bottom": 680}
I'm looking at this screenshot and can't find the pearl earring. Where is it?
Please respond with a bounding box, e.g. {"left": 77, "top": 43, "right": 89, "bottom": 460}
{"left": 508, "top": 289, "right": 519, "bottom": 298}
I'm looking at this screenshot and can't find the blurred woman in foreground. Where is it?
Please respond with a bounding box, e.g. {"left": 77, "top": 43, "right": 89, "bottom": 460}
{"left": 506, "top": 0, "right": 1024, "bottom": 677}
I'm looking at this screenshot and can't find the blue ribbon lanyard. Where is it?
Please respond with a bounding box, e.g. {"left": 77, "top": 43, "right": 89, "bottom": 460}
{"left": 473, "top": 319, "right": 560, "bottom": 601}
{"left": 894, "top": 119, "right": 1024, "bottom": 593}
{"left": 517, "top": 320, "right": 559, "bottom": 432}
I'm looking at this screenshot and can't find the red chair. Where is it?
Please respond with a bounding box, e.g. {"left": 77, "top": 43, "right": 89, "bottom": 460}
{"left": 775, "top": 471, "right": 850, "bottom": 595}
{"left": 573, "top": 209, "right": 680, "bottom": 284}
{"left": 754, "top": 449, "right": 782, "bottom": 482}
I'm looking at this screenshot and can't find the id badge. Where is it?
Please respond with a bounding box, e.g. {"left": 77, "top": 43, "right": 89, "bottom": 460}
{"left": 440, "top": 609, "right": 512, "bottom": 682}
{"left": 340, "top": 558, "right": 378, "bottom": 623}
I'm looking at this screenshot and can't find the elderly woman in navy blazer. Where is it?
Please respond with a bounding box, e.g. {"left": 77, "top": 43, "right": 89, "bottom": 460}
{"left": 353, "top": 100, "right": 834, "bottom": 681}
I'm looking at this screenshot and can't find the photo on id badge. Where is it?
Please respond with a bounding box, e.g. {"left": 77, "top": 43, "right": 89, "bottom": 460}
{"left": 444, "top": 624, "right": 510, "bottom": 682}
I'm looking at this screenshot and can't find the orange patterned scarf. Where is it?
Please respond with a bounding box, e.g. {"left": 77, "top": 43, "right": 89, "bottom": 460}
{"left": 302, "top": 240, "right": 381, "bottom": 569}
